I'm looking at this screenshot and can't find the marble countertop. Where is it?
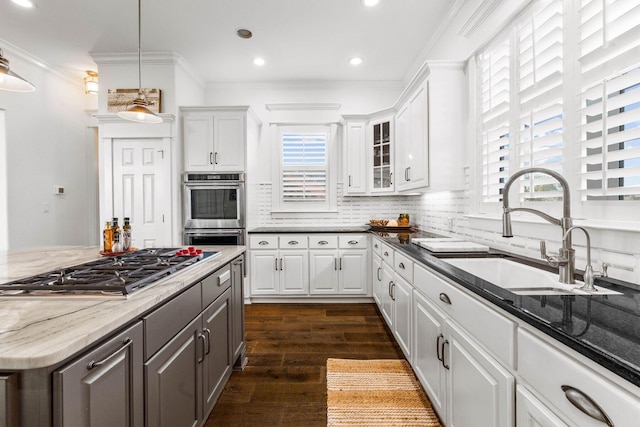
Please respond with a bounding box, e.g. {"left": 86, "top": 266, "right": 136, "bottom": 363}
{"left": 248, "top": 226, "right": 371, "bottom": 233}
{"left": 0, "top": 245, "right": 245, "bottom": 370}
{"left": 373, "top": 231, "right": 640, "bottom": 389}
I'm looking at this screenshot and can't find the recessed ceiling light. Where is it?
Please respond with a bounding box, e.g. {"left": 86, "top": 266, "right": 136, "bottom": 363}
{"left": 237, "top": 29, "right": 253, "bottom": 39}
{"left": 11, "top": 0, "right": 35, "bottom": 8}
{"left": 253, "top": 58, "right": 265, "bottom": 66}
{"left": 362, "top": 0, "right": 380, "bottom": 7}
{"left": 349, "top": 57, "right": 363, "bottom": 66}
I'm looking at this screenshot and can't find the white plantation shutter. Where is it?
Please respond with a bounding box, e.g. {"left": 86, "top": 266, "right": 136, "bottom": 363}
{"left": 514, "top": 0, "right": 564, "bottom": 201}
{"left": 577, "top": 0, "right": 640, "bottom": 200}
{"left": 281, "top": 132, "right": 328, "bottom": 202}
{"left": 479, "top": 38, "right": 511, "bottom": 202}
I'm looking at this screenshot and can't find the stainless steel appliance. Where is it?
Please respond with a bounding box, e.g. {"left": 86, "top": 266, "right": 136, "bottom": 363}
{"left": 0, "top": 248, "right": 218, "bottom": 298}
{"left": 183, "top": 172, "right": 246, "bottom": 245}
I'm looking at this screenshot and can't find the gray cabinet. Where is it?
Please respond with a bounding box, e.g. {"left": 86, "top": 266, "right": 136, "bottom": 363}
{"left": 145, "top": 315, "right": 202, "bottom": 427}
{"left": 53, "top": 322, "right": 144, "bottom": 427}
{"left": 231, "top": 256, "right": 246, "bottom": 368}
{"left": 202, "top": 288, "right": 232, "bottom": 418}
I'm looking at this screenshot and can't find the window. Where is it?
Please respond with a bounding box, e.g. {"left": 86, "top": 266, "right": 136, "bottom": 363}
{"left": 477, "top": 0, "right": 640, "bottom": 218}
{"left": 271, "top": 124, "right": 338, "bottom": 214}
{"left": 577, "top": 0, "right": 640, "bottom": 200}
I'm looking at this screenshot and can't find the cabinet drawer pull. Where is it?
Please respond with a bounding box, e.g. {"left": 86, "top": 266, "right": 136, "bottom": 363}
{"left": 214, "top": 152, "right": 219, "bottom": 164}
{"left": 288, "top": 240, "right": 299, "bottom": 245}
{"left": 377, "top": 267, "right": 381, "bottom": 281}
{"left": 197, "top": 333, "right": 206, "bottom": 364}
{"left": 561, "top": 385, "right": 614, "bottom": 427}
{"left": 436, "top": 334, "right": 444, "bottom": 362}
{"left": 407, "top": 167, "right": 411, "bottom": 182}
{"left": 388, "top": 281, "right": 393, "bottom": 298}
{"left": 318, "top": 240, "right": 329, "bottom": 245}
{"left": 259, "top": 241, "right": 269, "bottom": 245}
{"left": 383, "top": 251, "right": 389, "bottom": 257}
{"left": 87, "top": 338, "right": 132, "bottom": 370}
{"left": 339, "top": 258, "right": 343, "bottom": 270}
{"left": 390, "top": 282, "right": 396, "bottom": 301}
{"left": 442, "top": 339, "right": 450, "bottom": 370}
{"left": 203, "top": 328, "right": 211, "bottom": 355}
{"left": 439, "top": 293, "right": 451, "bottom": 305}
{"left": 347, "top": 240, "right": 358, "bottom": 245}
{"left": 398, "top": 262, "right": 405, "bottom": 269}
{"left": 209, "top": 152, "right": 214, "bottom": 165}
{"left": 374, "top": 243, "right": 379, "bottom": 249}
{"left": 279, "top": 258, "right": 283, "bottom": 271}
{"left": 335, "top": 258, "right": 338, "bottom": 271}
{"left": 348, "top": 175, "right": 352, "bottom": 187}
{"left": 389, "top": 172, "right": 393, "bottom": 185}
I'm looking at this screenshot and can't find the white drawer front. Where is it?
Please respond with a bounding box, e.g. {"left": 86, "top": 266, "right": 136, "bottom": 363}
{"left": 381, "top": 243, "right": 394, "bottom": 266}
{"left": 339, "top": 235, "right": 368, "bottom": 249}
{"left": 394, "top": 251, "right": 414, "bottom": 283}
{"left": 279, "top": 235, "right": 309, "bottom": 249}
{"left": 414, "top": 263, "right": 515, "bottom": 367}
{"left": 249, "top": 235, "right": 278, "bottom": 249}
{"left": 371, "top": 237, "right": 383, "bottom": 257}
{"left": 518, "top": 328, "right": 640, "bottom": 427}
{"left": 309, "top": 235, "right": 338, "bottom": 249}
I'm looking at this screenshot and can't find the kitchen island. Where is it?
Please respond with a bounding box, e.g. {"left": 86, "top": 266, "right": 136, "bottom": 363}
{"left": 0, "top": 245, "right": 245, "bottom": 427}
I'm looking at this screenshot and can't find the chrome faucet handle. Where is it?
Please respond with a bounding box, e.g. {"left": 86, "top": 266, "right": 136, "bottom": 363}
{"left": 540, "top": 240, "right": 567, "bottom": 267}
{"left": 579, "top": 263, "right": 608, "bottom": 292}
{"left": 601, "top": 263, "right": 609, "bottom": 277}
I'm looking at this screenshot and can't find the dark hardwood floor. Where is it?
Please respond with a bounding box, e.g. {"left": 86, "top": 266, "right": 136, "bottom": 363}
{"left": 204, "top": 303, "right": 405, "bottom": 427}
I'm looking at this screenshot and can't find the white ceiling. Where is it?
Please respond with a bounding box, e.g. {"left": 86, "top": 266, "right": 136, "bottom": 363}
{"left": 0, "top": 0, "right": 457, "bottom": 84}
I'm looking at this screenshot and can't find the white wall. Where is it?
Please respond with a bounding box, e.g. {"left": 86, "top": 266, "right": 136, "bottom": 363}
{"left": 0, "top": 44, "right": 98, "bottom": 250}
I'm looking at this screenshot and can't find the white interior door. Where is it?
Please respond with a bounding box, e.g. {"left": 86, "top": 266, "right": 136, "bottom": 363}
{"left": 112, "top": 138, "right": 171, "bottom": 248}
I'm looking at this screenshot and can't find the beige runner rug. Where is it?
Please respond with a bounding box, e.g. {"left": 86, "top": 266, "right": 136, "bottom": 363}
{"left": 326, "top": 358, "right": 442, "bottom": 427}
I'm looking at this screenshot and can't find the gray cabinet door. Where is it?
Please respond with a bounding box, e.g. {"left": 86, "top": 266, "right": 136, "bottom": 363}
{"left": 53, "top": 322, "right": 144, "bottom": 427}
{"left": 202, "top": 288, "right": 232, "bottom": 419}
{"left": 145, "top": 315, "right": 202, "bottom": 427}
{"left": 231, "top": 256, "right": 245, "bottom": 367}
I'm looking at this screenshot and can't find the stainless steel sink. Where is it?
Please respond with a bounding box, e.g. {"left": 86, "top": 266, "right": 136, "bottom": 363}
{"left": 441, "top": 258, "right": 620, "bottom": 295}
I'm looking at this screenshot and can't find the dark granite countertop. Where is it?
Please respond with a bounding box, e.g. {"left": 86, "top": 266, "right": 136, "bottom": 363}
{"left": 248, "top": 226, "right": 371, "bottom": 233}
{"left": 372, "top": 230, "right": 640, "bottom": 389}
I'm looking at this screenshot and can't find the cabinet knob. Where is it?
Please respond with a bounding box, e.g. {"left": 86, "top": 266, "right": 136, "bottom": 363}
{"left": 384, "top": 251, "right": 389, "bottom": 257}
{"left": 561, "top": 385, "right": 613, "bottom": 427}
{"left": 374, "top": 244, "right": 379, "bottom": 249}
{"left": 398, "top": 262, "right": 405, "bottom": 269}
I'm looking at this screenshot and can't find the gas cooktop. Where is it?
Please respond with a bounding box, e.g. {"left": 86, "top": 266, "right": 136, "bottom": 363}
{"left": 0, "top": 248, "right": 218, "bottom": 299}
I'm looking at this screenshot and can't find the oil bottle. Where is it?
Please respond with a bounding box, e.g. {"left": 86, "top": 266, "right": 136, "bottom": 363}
{"left": 112, "top": 218, "right": 122, "bottom": 252}
{"left": 103, "top": 221, "right": 113, "bottom": 252}
{"left": 122, "top": 217, "right": 132, "bottom": 251}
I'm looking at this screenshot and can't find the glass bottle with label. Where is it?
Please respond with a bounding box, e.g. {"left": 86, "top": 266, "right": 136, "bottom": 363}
{"left": 103, "top": 221, "right": 113, "bottom": 252}
{"left": 122, "top": 217, "right": 132, "bottom": 251}
{"left": 112, "top": 218, "right": 122, "bottom": 252}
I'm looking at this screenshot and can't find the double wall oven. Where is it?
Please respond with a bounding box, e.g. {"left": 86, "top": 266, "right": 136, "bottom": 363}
{"left": 183, "top": 172, "right": 245, "bottom": 245}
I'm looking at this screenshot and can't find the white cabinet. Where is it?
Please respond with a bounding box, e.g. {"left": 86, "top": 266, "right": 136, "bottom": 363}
{"left": 391, "top": 273, "right": 412, "bottom": 360}
{"left": 394, "top": 62, "right": 466, "bottom": 193}
{"left": 516, "top": 385, "right": 568, "bottom": 427}
{"left": 372, "top": 252, "right": 383, "bottom": 306}
{"left": 249, "top": 233, "right": 368, "bottom": 298}
{"left": 342, "top": 111, "right": 395, "bottom": 195}
{"left": 517, "top": 328, "right": 640, "bottom": 427}
{"left": 446, "top": 320, "right": 515, "bottom": 427}
{"left": 344, "top": 121, "right": 367, "bottom": 195}
{"left": 182, "top": 107, "right": 255, "bottom": 172}
{"left": 249, "top": 235, "right": 309, "bottom": 296}
{"left": 308, "top": 235, "right": 368, "bottom": 295}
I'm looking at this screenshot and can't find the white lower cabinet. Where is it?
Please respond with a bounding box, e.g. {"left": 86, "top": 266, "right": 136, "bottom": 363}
{"left": 250, "top": 233, "right": 369, "bottom": 298}
{"left": 412, "top": 289, "right": 514, "bottom": 427}
{"left": 379, "top": 263, "right": 394, "bottom": 326}
{"left": 391, "top": 274, "right": 413, "bottom": 359}
{"left": 372, "top": 252, "right": 383, "bottom": 305}
{"left": 446, "top": 319, "right": 514, "bottom": 427}
{"left": 516, "top": 385, "right": 568, "bottom": 427}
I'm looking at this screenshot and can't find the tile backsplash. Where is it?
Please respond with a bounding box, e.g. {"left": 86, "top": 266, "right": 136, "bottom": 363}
{"left": 251, "top": 183, "right": 640, "bottom": 285}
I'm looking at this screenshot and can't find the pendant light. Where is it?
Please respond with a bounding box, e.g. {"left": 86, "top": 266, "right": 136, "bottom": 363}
{"left": 0, "top": 48, "right": 35, "bottom": 92}
{"left": 117, "top": 0, "right": 162, "bottom": 124}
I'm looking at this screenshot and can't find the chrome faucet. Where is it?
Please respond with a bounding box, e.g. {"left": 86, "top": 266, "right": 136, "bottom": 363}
{"left": 562, "top": 226, "right": 608, "bottom": 292}
{"left": 502, "top": 167, "right": 575, "bottom": 284}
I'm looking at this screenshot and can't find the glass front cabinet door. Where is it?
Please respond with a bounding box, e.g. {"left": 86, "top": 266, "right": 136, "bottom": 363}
{"left": 371, "top": 118, "right": 394, "bottom": 193}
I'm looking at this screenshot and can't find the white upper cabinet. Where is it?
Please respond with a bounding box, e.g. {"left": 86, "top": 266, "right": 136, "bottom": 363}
{"left": 395, "top": 61, "right": 466, "bottom": 193}
{"left": 342, "top": 110, "right": 395, "bottom": 196}
{"left": 182, "top": 107, "right": 253, "bottom": 172}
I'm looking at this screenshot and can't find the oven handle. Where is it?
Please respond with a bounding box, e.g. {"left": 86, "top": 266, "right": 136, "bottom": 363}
{"left": 184, "top": 229, "right": 243, "bottom": 236}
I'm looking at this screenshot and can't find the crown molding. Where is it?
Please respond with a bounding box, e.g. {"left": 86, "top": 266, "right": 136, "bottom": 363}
{"left": 265, "top": 103, "right": 341, "bottom": 112}
{"left": 94, "top": 113, "right": 175, "bottom": 123}
{"left": 458, "top": 0, "right": 504, "bottom": 38}
{"left": 206, "top": 80, "right": 404, "bottom": 91}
